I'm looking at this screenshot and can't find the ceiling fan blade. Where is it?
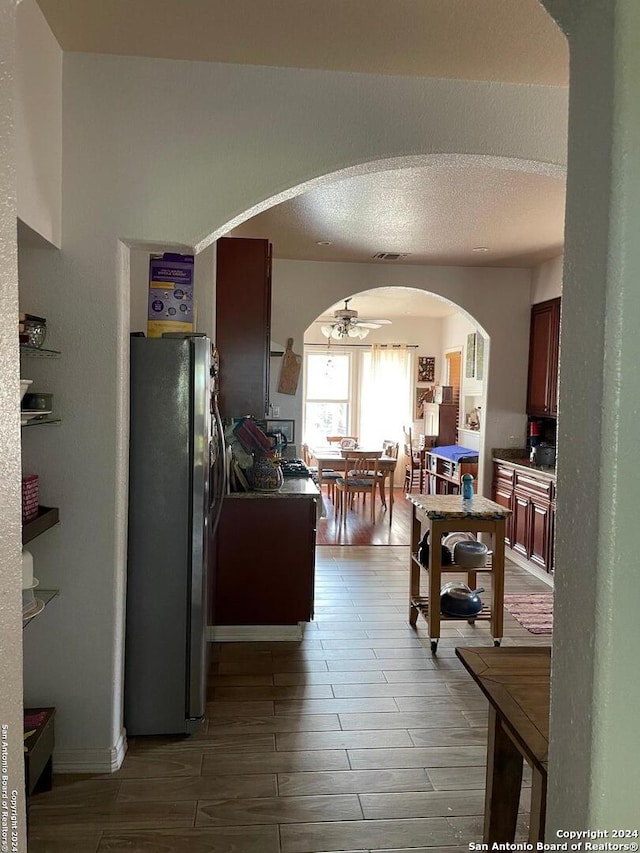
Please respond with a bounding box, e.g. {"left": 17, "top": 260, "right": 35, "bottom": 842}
{"left": 357, "top": 318, "right": 392, "bottom": 326}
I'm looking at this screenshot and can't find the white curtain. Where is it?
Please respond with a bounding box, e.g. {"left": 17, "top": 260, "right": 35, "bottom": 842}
{"left": 359, "top": 344, "right": 413, "bottom": 485}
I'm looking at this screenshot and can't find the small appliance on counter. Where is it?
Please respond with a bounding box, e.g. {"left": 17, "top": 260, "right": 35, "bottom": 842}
{"left": 530, "top": 443, "right": 556, "bottom": 467}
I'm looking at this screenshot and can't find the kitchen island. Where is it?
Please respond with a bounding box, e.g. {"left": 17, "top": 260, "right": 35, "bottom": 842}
{"left": 209, "top": 478, "right": 320, "bottom": 640}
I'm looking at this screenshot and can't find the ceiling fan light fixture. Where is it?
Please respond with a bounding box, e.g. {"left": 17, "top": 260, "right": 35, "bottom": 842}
{"left": 320, "top": 324, "right": 333, "bottom": 338}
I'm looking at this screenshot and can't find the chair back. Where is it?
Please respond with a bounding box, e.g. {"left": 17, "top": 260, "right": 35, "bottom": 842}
{"left": 341, "top": 449, "right": 382, "bottom": 483}
{"left": 301, "top": 443, "right": 311, "bottom": 465}
{"left": 326, "top": 435, "right": 358, "bottom": 447}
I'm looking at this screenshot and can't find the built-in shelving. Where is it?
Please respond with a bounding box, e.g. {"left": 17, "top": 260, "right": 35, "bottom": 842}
{"left": 22, "top": 506, "right": 59, "bottom": 545}
{"left": 19, "top": 345, "right": 61, "bottom": 359}
{"left": 23, "top": 590, "right": 59, "bottom": 628}
{"left": 21, "top": 416, "right": 61, "bottom": 428}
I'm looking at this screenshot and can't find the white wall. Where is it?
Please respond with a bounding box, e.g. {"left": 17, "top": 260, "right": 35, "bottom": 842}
{"left": 16, "top": 51, "right": 566, "bottom": 769}
{"left": 0, "top": 0, "right": 28, "bottom": 846}
{"left": 531, "top": 253, "right": 563, "bottom": 303}
{"left": 15, "top": 0, "right": 62, "bottom": 247}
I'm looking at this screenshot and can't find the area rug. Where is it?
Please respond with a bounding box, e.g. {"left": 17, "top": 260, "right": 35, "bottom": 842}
{"left": 503, "top": 592, "right": 553, "bottom": 634}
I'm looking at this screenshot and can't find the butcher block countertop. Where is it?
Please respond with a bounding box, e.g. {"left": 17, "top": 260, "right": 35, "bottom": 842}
{"left": 492, "top": 449, "right": 556, "bottom": 480}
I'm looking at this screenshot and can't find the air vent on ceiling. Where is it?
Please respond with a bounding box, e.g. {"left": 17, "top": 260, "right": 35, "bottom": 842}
{"left": 372, "top": 252, "right": 410, "bottom": 261}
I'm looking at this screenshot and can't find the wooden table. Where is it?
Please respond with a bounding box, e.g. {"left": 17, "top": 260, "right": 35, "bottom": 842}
{"left": 455, "top": 646, "right": 550, "bottom": 843}
{"left": 312, "top": 450, "right": 398, "bottom": 518}
{"left": 407, "top": 494, "right": 510, "bottom": 651}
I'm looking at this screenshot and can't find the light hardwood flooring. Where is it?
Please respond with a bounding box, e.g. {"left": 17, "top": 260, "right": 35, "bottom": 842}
{"left": 28, "top": 545, "right": 552, "bottom": 853}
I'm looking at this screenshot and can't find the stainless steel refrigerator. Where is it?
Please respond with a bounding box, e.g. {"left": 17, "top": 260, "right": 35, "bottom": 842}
{"left": 125, "top": 333, "right": 225, "bottom": 735}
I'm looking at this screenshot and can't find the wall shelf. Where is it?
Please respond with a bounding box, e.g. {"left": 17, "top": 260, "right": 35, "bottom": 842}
{"left": 21, "top": 416, "right": 61, "bottom": 428}
{"left": 23, "top": 590, "right": 59, "bottom": 628}
{"left": 22, "top": 506, "right": 59, "bottom": 545}
{"left": 20, "top": 345, "right": 61, "bottom": 359}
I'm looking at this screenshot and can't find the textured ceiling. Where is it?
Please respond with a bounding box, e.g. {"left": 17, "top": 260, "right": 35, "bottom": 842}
{"left": 36, "top": 0, "right": 568, "bottom": 85}
{"left": 231, "top": 165, "right": 566, "bottom": 268}
{"left": 319, "top": 288, "right": 456, "bottom": 321}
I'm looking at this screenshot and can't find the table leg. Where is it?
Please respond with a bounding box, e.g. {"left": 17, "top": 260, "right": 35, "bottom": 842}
{"left": 529, "top": 767, "right": 547, "bottom": 843}
{"left": 409, "top": 509, "right": 421, "bottom": 626}
{"left": 389, "top": 475, "right": 394, "bottom": 522}
{"left": 490, "top": 519, "right": 506, "bottom": 642}
{"left": 483, "top": 706, "right": 523, "bottom": 843}
{"left": 428, "top": 519, "right": 442, "bottom": 647}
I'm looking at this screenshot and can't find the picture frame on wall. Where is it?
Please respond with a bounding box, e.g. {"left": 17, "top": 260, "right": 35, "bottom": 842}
{"left": 465, "top": 332, "right": 477, "bottom": 379}
{"left": 415, "top": 387, "right": 433, "bottom": 419}
{"left": 265, "top": 419, "right": 295, "bottom": 442}
{"left": 465, "top": 332, "right": 484, "bottom": 380}
{"left": 417, "top": 356, "right": 435, "bottom": 383}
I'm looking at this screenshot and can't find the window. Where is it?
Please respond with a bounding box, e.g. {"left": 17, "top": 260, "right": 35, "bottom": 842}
{"left": 303, "top": 351, "right": 352, "bottom": 446}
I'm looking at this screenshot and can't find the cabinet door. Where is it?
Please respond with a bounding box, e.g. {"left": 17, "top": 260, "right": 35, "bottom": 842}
{"left": 216, "top": 237, "right": 272, "bottom": 419}
{"left": 512, "top": 492, "right": 531, "bottom": 557}
{"left": 529, "top": 497, "right": 552, "bottom": 571}
{"left": 527, "top": 298, "right": 561, "bottom": 418}
{"left": 492, "top": 482, "right": 514, "bottom": 547}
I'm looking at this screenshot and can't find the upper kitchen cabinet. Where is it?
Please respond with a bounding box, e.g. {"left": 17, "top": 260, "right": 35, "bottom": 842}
{"left": 216, "top": 237, "right": 272, "bottom": 419}
{"left": 526, "top": 297, "right": 561, "bottom": 418}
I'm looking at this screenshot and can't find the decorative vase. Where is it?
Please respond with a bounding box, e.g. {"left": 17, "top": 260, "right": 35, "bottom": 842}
{"left": 251, "top": 454, "right": 284, "bottom": 492}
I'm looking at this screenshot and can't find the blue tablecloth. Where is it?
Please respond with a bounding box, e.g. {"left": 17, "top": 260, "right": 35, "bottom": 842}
{"left": 431, "top": 445, "right": 479, "bottom": 462}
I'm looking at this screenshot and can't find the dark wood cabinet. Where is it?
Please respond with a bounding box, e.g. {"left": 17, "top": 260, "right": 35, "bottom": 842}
{"left": 492, "top": 461, "right": 555, "bottom": 573}
{"left": 423, "top": 403, "right": 458, "bottom": 447}
{"left": 215, "top": 236, "right": 272, "bottom": 419}
{"left": 527, "top": 297, "right": 561, "bottom": 418}
{"left": 492, "top": 464, "right": 515, "bottom": 547}
{"left": 212, "top": 494, "right": 317, "bottom": 625}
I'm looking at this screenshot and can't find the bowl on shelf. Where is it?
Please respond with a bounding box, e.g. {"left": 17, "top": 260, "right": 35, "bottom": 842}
{"left": 22, "top": 392, "right": 53, "bottom": 411}
{"left": 20, "top": 379, "right": 33, "bottom": 402}
{"left": 453, "top": 540, "right": 490, "bottom": 568}
{"left": 23, "top": 317, "right": 47, "bottom": 348}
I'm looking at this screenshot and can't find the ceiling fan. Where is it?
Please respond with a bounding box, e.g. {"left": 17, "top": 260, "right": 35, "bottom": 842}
{"left": 316, "top": 298, "right": 392, "bottom": 340}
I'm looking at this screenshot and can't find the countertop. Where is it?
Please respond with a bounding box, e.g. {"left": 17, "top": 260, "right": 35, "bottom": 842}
{"left": 226, "top": 477, "right": 320, "bottom": 499}
{"left": 492, "top": 449, "right": 556, "bottom": 480}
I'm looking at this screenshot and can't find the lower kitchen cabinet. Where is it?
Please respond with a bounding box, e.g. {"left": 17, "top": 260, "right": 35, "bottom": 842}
{"left": 492, "top": 460, "right": 555, "bottom": 574}
{"left": 211, "top": 491, "right": 317, "bottom": 625}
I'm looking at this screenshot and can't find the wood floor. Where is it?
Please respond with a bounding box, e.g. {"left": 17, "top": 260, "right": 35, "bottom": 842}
{"left": 316, "top": 487, "right": 412, "bottom": 546}
{"left": 28, "top": 546, "right": 552, "bottom": 852}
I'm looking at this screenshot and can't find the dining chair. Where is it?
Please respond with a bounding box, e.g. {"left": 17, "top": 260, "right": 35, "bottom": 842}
{"left": 303, "top": 443, "right": 340, "bottom": 503}
{"left": 326, "top": 435, "right": 359, "bottom": 449}
{"left": 335, "top": 450, "right": 382, "bottom": 524}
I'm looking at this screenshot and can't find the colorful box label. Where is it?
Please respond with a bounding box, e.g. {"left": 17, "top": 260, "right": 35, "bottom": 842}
{"left": 147, "top": 253, "right": 195, "bottom": 338}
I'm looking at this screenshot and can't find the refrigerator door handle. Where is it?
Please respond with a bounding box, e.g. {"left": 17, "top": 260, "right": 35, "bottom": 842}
{"left": 186, "top": 337, "right": 210, "bottom": 724}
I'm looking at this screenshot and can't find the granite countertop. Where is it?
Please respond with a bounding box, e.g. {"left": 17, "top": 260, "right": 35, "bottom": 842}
{"left": 493, "top": 449, "right": 556, "bottom": 479}
{"left": 226, "top": 477, "right": 320, "bottom": 499}
{"left": 406, "top": 493, "right": 511, "bottom": 518}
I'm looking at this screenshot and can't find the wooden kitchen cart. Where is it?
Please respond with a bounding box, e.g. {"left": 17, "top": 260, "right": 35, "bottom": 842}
{"left": 407, "top": 494, "right": 511, "bottom": 651}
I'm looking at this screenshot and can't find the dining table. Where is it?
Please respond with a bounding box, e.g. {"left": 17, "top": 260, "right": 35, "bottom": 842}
{"left": 455, "top": 646, "right": 551, "bottom": 844}
{"left": 310, "top": 448, "right": 398, "bottom": 520}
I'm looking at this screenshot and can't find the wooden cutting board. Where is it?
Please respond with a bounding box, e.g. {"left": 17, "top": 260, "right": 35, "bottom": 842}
{"left": 277, "top": 338, "right": 302, "bottom": 395}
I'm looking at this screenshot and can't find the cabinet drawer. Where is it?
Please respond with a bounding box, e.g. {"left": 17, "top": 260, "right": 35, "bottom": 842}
{"left": 494, "top": 464, "right": 515, "bottom": 486}
{"left": 515, "top": 471, "right": 554, "bottom": 500}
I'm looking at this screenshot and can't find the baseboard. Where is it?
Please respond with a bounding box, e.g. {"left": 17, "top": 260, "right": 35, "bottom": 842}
{"left": 54, "top": 728, "right": 128, "bottom": 774}
{"left": 505, "top": 546, "right": 554, "bottom": 588}
{"left": 207, "top": 624, "right": 304, "bottom": 642}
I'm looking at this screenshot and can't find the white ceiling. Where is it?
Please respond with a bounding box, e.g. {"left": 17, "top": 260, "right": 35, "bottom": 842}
{"left": 36, "top": 0, "right": 568, "bottom": 301}
{"left": 320, "top": 288, "right": 456, "bottom": 322}
{"left": 36, "top": 0, "right": 568, "bottom": 85}
{"left": 231, "top": 165, "right": 566, "bottom": 268}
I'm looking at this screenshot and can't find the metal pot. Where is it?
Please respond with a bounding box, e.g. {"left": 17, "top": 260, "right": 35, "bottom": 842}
{"left": 453, "top": 540, "right": 489, "bottom": 568}
{"left": 440, "top": 583, "right": 485, "bottom": 618}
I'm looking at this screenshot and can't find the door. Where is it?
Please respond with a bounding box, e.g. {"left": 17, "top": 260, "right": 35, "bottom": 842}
{"left": 512, "top": 492, "right": 531, "bottom": 557}
{"left": 530, "top": 497, "right": 552, "bottom": 571}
